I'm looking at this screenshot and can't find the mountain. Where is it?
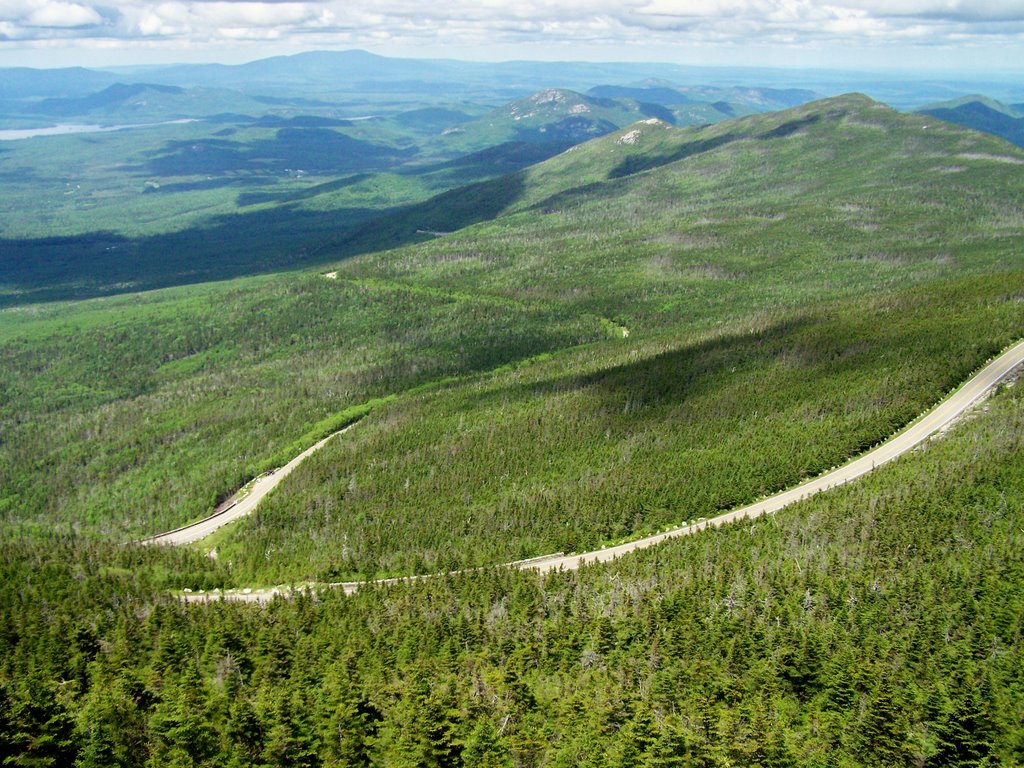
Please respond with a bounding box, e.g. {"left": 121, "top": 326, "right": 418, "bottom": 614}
{"left": 588, "top": 83, "right": 816, "bottom": 115}
{"left": 36, "top": 82, "right": 183, "bottom": 114}
{"left": 918, "top": 95, "right": 1024, "bottom": 148}
{"left": 248, "top": 92, "right": 1024, "bottom": 579}
{"left": 4, "top": 51, "right": 1024, "bottom": 116}
{"left": 27, "top": 82, "right": 270, "bottom": 121}
{"left": 7, "top": 91, "right": 1023, "bottom": 541}
{"left": 0, "top": 65, "right": 119, "bottom": 100}
{"left": 2, "top": 91, "right": 1024, "bottom": 766}
{"left": 421, "top": 93, "right": 931, "bottom": 219}
{"left": 429, "top": 88, "right": 676, "bottom": 154}
{"left": 145, "top": 49, "right": 455, "bottom": 92}
{"left": 588, "top": 83, "right": 695, "bottom": 105}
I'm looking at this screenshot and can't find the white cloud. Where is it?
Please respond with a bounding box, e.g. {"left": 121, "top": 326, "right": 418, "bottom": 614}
{"left": 2, "top": 0, "right": 1024, "bottom": 66}
{"left": 115, "top": 0, "right": 334, "bottom": 40}
{"left": 189, "top": 2, "right": 329, "bottom": 28}
{"left": 25, "top": 1, "right": 100, "bottom": 26}
{"left": 844, "top": 0, "right": 1024, "bottom": 23}
{"left": 0, "top": 0, "right": 102, "bottom": 31}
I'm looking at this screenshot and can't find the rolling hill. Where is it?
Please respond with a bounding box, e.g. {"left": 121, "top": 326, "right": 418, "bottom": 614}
{"left": 919, "top": 95, "right": 1024, "bottom": 148}
{"left": 0, "top": 85, "right": 813, "bottom": 305}
{"left": 28, "top": 82, "right": 275, "bottom": 122}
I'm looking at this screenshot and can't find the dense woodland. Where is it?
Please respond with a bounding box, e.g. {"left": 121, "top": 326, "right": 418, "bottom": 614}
{"left": 213, "top": 270, "right": 1023, "bottom": 583}
{"left": 2, "top": 94, "right": 1023, "bottom": 765}
{"left": 2, "top": 381, "right": 1022, "bottom": 766}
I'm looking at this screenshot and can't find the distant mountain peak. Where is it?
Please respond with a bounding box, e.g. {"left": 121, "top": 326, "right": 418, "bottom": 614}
{"left": 615, "top": 118, "right": 672, "bottom": 145}
{"left": 917, "top": 94, "right": 1024, "bottom": 148}
{"left": 505, "top": 89, "right": 594, "bottom": 121}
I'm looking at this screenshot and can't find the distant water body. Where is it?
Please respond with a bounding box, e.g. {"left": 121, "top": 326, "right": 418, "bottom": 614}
{"left": 0, "top": 119, "right": 197, "bottom": 141}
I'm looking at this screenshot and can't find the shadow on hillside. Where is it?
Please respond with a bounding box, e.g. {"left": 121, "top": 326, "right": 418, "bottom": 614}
{"left": 604, "top": 112, "right": 826, "bottom": 180}
{"left": 305, "top": 170, "right": 529, "bottom": 260}
{"left": 134, "top": 127, "right": 413, "bottom": 177}
{"left": 0, "top": 171, "right": 528, "bottom": 306}
{"left": 410, "top": 140, "right": 575, "bottom": 187}
{"left": 453, "top": 312, "right": 874, "bottom": 427}
{"left": 236, "top": 173, "right": 374, "bottom": 206}
{"left": 758, "top": 114, "right": 822, "bottom": 139}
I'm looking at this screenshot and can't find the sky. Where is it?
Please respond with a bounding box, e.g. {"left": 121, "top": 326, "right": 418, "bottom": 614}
{"left": 1, "top": 0, "right": 1023, "bottom": 72}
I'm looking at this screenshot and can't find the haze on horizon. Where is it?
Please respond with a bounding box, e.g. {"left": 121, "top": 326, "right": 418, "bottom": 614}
{"left": 1, "top": 0, "right": 1023, "bottom": 74}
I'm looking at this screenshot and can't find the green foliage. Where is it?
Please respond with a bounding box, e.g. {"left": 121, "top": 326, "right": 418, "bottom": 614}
{"left": 2, "top": 380, "right": 1023, "bottom": 766}
{"left": 2, "top": 93, "right": 1024, "bottom": 767}
{"left": 0, "top": 274, "right": 600, "bottom": 537}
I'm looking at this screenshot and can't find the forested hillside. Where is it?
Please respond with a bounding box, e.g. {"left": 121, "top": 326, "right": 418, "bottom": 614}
{"left": 1, "top": 93, "right": 1022, "bottom": 766}
{"left": 2, "top": 373, "right": 1022, "bottom": 766}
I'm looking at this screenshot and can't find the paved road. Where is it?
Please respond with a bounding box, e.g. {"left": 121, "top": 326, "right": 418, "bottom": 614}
{"left": 182, "top": 339, "right": 1024, "bottom": 603}
{"left": 523, "top": 340, "right": 1024, "bottom": 575}
{"left": 142, "top": 424, "right": 357, "bottom": 546}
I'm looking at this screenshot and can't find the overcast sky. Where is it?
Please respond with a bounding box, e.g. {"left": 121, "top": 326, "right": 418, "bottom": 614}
{"left": 1, "top": 0, "right": 1023, "bottom": 71}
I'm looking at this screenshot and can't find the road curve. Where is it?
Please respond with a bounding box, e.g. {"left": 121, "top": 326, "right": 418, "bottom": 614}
{"left": 142, "top": 423, "right": 358, "bottom": 546}
{"left": 182, "top": 339, "right": 1024, "bottom": 603}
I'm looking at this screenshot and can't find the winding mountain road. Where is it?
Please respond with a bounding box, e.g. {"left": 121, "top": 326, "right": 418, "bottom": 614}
{"left": 142, "top": 424, "right": 357, "bottom": 546}
{"left": 180, "top": 339, "right": 1024, "bottom": 603}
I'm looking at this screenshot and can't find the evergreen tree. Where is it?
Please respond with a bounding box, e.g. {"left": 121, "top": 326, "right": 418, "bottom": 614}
{"left": 261, "top": 688, "right": 320, "bottom": 768}
{"left": 374, "top": 670, "right": 462, "bottom": 768}
{"left": 931, "top": 687, "right": 996, "bottom": 767}
{"left": 612, "top": 707, "right": 657, "bottom": 768}
{"left": 224, "top": 697, "right": 263, "bottom": 767}
{"left": 74, "top": 725, "right": 119, "bottom": 768}
{"left": 0, "top": 684, "right": 17, "bottom": 765}
{"left": 856, "top": 679, "right": 913, "bottom": 767}
{"left": 3, "top": 677, "right": 79, "bottom": 768}
{"left": 147, "top": 665, "right": 217, "bottom": 768}
{"left": 746, "top": 704, "right": 796, "bottom": 768}
{"left": 318, "top": 658, "right": 377, "bottom": 768}
{"left": 461, "top": 716, "right": 512, "bottom": 768}
{"left": 643, "top": 714, "right": 692, "bottom": 768}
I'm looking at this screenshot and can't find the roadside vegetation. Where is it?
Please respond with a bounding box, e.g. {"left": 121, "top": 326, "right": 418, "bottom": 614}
{"left": 2, "top": 374, "right": 1022, "bottom": 766}
{"left": 211, "top": 271, "right": 1024, "bottom": 583}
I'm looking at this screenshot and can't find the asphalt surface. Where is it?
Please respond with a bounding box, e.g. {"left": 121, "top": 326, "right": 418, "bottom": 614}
{"left": 180, "top": 339, "right": 1024, "bottom": 603}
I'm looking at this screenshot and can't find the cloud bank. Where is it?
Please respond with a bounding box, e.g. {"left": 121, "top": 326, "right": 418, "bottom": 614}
{"left": 1, "top": 0, "right": 1023, "bottom": 66}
